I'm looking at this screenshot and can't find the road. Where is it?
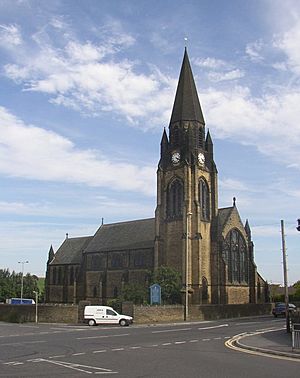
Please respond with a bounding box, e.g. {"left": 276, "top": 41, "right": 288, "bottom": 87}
{"left": 0, "top": 316, "right": 299, "bottom": 377}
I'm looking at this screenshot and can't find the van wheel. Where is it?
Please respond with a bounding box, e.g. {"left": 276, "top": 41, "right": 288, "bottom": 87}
{"left": 88, "top": 319, "right": 96, "bottom": 326}
{"left": 119, "top": 319, "right": 128, "bottom": 327}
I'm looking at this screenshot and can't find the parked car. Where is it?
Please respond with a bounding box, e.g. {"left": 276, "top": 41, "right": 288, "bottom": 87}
{"left": 272, "top": 303, "right": 296, "bottom": 317}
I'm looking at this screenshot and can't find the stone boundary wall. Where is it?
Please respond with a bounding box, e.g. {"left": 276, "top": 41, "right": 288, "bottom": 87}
{"left": 0, "top": 303, "right": 78, "bottom": 324}
{"left": 131, "top": 303, "right": 272, "bottom": 323}
{"left": 0, "top": 302, "right": 272, "bottom": 324}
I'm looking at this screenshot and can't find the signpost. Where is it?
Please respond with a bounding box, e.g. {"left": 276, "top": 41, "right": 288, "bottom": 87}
{"left": 150, "top": 284, "right": 161, "bottom": 305}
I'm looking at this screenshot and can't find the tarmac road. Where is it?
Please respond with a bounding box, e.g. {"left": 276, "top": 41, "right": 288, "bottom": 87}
{"left": 0, "top": 316, "right": 299, "bottom": 377}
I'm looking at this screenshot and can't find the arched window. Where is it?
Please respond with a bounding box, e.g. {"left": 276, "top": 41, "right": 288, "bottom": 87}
{"left": 69, "top": 266, "right": 74, "bottom": 285}
{"left": 58, "top": 267, "right": 62, "bottom": 285}
{"left": 222, "top": 229, "right": 248, "bottom": 284}
{"left": 198, "top": 127, "right": 204, "bottom": 149}
{"left": 113, "top": 286, "right": 118, "bottom": 298}
{"left": 202, "top": 277, "right": 208, "bottom": 303}
{"left": 52, "top": 267, "right": 57, "bottom": 285}
{"left": 199, "top": 178, "right": 210, "bottom": 221}
{"left": 93, "top": 286, "right": 97, "bottom": 297}
{"left": 173, "top": 126, "right": 179, "bottom": 145}
{"left": 167, "top": 179, "right": 183, "bottom": 219}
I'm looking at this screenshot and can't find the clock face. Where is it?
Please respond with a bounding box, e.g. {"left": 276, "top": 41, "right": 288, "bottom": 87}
{"left": 171, "top": 152, "right": 181, "bottom": 164}
{"left": 198, "top": 152, "right": 205, "bottom": 165}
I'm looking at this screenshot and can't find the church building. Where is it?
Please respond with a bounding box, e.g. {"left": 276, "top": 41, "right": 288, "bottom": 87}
{"left": 45, "top": 49, "right": 268, "bottom": 305}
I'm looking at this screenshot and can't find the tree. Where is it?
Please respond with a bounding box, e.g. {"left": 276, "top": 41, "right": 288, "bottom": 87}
{"left": 293, "top": 281, "right": 300, "bottom": 300}
{"left": 0, "top": 269, "right": 39, "bottom": 302}
{"left": 150, "top": 266, "right": 182, "bottom": 304}
{"left": 121, "top": 283, "right": 148, "bottom": 305}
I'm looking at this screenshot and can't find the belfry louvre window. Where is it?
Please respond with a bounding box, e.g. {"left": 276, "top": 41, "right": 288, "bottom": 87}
{"left": 166, "top": 179, "right": 183, "bottom": 218}
{"left": 222, "top": 229, "right": 249, "bottom": 284}
{"left": 199, "top": 178, "right": 210, "bottom": 220}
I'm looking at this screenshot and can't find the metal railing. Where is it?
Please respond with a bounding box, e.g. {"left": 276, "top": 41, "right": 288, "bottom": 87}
{"left": 292, "top": 323, "right": 300, "bottom": 351}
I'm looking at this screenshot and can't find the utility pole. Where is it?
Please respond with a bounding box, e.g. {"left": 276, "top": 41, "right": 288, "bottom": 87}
{"left": 18, "top": 260, "right": 29, "bottom": 303}
{"left": 280, "top": 220, "right": 290, "bottom": 332}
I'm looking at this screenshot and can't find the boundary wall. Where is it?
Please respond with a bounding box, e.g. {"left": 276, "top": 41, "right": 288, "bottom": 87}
{"left": 0, "top": 302, "right": 272, "bottom": 324}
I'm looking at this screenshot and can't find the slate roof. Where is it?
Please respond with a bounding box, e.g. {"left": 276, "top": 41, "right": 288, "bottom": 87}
{"left": 84, "top": 218, "right": 155, "bottom": 253}
{"left": 218, "top": 207, "right": 234, "bottom": 230}
{"left": 170, "top": 48, "right": 205, "bottom": 125}
{"left": 50, "top": 236, "right": 93, "bottom": 265}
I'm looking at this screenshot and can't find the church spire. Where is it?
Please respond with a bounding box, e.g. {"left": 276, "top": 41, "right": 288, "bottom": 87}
{"left": 169, "top": 48, "right": 205, "bottom": 126}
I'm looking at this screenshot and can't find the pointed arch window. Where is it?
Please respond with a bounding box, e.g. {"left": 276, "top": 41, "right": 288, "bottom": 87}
{"left": 198, "top": 127, "right": 204, "bottom": 149}
{"left": 199, "top": 178, "right": 210, "bottom": 221}
{"left": 167, "top": 179, "right": 183, "bottom": 219}
{"left": 202, "top": 277, "right": 209, "bottom": 303}
{"left": 222, "top": 229, "right": 249, "bottom": 284}
{"left": 69, "top": 266, "right": 74, "bottom": 285}
{"left": 173, "top": 126, "right": 179, "bottom": 146}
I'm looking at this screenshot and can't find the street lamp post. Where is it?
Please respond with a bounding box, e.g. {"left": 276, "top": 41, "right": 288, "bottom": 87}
{"left": 33, "top": 291, "right": 38, "bottom": 324}
{"left": 18, "top": 260, "right": 29, "bottom": 304}
{"left": 185, "top": 212, "right": 192, "bottom": 321}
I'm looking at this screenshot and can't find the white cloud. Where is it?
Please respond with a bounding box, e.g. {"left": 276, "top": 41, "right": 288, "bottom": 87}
{"left": 207, "top": 69, "right": 244, "bottom": 82}
{"left": 274, "top": 19, "right": 300, "bottom": 75}
{"left": 0, "top": 106, "right": 156, "bottom": 196}
{"left": 0, "top": 24, "right": 22, "bottom": 47}
{"left": 245, "top": 39, "right": 264, "bottom": 61}
{"left": 193, "top": 57, "right": 227, "bottom": 69}
{"left": 2, "top": 22, "right": 174, "bottom": 129}
{"left": 202, "top": 85, "right": 300, "bottom": 167}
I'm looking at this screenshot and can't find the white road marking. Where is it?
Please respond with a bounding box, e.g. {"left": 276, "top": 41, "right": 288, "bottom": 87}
{"left": 235, "top": 321, "right": 263, "bottom": 326}
{"left": 162, "top": 342, "right": 172, "bottom": 346}
{"left": 111, "top": 348, "right": 124, "bottom": 351}
{"left": 93, "top": 350, "right": 107, "bottom": 353}
{"left": 72, "top": 352, "right": 86, "bottom": 356}
{"left": 77, "top": 333, "right": 129, "bottom": 340}
{"left": 189, "top": 340, "right": 198, "bottom": 343}
{"left": 214, "top": 337, "right": 222, "bottom": 340}
{"left": 130, "top": 346, "right": 141, "bottom": 349}
{"left": 175, "top": 341, "right": 186, "bottom": 344}
{"left": 224, "top": 336, "right": 231, "bottom": 339}
{"left": 151, "top": 344, "right": 159, "bottom": 347}
{"left": 152, "top": 328, "right": 191, "bottom": 334}
{"left": 48, "top": 355, "right": 66, "bottom": 359}
{"left": 198, "top": 324, "right": 228, "bottom": 331}
{"left": 35, "top": 359, "right": 118, "bottom": 374}
{"left": 202, "top": 338, "right": 210, "bottom": 341}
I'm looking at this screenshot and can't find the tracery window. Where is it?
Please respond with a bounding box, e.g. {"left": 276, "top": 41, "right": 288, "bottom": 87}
{"left": 166, "top": 179, "right": 183, "bottom": 219}
{"left": 222, "top": 229, "right": 248, "bottom": 284}
{"left": 69, "top": 266, "right": 74, "bottom": 285}
{"left": 111, "top": 254, "right": 123, "bottom": 268}
{"left": 199, "top": 178, "right": 210, "bottom": 221}
{"left": 173, "top": 126, "right": 179, "bottom": 145}
{"left": 198, "top": 127, "right": 204, "bottom": 149}
{"left": 202, "top": 277, "right": 208, "bottom": 302}
{"left": 52, "top": 267, "right": 57, "bottom": 285}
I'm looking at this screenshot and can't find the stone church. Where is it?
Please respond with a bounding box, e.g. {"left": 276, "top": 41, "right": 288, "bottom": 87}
{"left": 45, "top": 49, "right": 268, "bottom": 305}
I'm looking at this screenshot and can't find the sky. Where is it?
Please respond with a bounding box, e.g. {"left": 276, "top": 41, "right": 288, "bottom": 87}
{"left": 0, "top": 0, "right": 299, "bottom": 285}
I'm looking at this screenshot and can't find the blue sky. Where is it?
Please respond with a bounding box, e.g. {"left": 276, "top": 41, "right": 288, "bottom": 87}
{"left": 0, "top": 0, "right": 299, "bottom": 285}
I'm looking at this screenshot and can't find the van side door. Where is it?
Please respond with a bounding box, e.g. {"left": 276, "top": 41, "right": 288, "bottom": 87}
{"left": 105, "top": 308, "right": 119, "bottom": 324}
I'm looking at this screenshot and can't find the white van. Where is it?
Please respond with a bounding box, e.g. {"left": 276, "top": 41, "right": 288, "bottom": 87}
{"left": 84, "top": 305, "right": 133, "bottom": 326}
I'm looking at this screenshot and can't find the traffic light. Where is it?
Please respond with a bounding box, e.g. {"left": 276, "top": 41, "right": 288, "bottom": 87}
{"left": 297, "top": 219, "right": 300, "bottom": 232}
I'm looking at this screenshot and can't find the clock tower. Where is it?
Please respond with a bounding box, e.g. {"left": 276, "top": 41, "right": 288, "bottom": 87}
{"left": 154, "top": 49, "right": 218, "bottom": 304}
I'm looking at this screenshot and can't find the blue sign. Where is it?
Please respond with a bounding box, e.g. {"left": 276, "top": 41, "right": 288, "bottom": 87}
{"left": 150, "top": 284, "right": 161, "bottom": 305}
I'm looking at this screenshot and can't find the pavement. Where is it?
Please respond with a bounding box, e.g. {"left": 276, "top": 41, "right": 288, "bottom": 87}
{"left": 230, "top": 327, "right": 300, "bottom": 359}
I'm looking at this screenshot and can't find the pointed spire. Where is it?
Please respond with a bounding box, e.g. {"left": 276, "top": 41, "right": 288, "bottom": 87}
{"left": 47, "top": 245, "right": 54, "bottom": 264}
{"left": 161, "top": 127, "right": 168, "bottom": 145}
{"left": 245, "top": 219, "right": 251, "bottom": 241}
{"left": 205, "top": 129, "right": 213, "bottom": 153}
{"left": 169, "top": 49, "right": 205, "bottom": 125}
